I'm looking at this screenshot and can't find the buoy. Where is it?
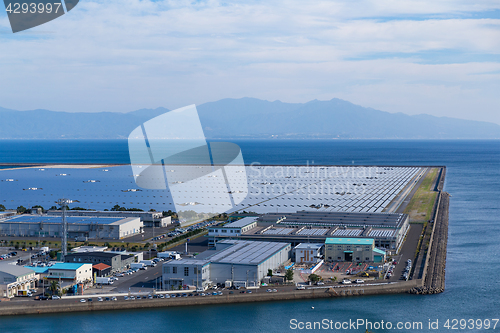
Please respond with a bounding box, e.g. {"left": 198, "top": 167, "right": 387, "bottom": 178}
{"left": 311, "top": 306, "right": 314, "bottom": 309}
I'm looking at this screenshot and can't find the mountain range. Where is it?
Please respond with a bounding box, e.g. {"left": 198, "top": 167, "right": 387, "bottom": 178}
{"left": 1, "top": 98, "right": 499, "bottom": 139}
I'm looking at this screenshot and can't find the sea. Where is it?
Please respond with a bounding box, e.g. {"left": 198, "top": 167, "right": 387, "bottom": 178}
{"left": 0, "top": 139, "right": 499, "bottom": 333}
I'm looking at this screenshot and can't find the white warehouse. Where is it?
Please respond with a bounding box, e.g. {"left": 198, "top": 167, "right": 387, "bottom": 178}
{"left": 0, "top": 215, "right": 143, "bottom": 240}
{"left": 162, "top": 240, "right": 291, "bottom": 290}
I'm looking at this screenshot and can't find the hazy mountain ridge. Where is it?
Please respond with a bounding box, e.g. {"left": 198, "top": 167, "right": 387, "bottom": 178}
{"left": 1, "top": 98, "right": 499, "bottom": 139}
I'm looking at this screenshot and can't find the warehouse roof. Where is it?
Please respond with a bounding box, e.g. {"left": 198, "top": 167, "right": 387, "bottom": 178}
{"left": 24, "top": 266, "right": 48, "bottom": 274}
{"left": 66, "top": 252, "right": 120, "bottom": 258}
{"left": 4, "top": 215, "right": 137, "bottom": 225}
{"left": 260, "top": 211, "right": 408, "bottom": 228}
{"left": 0, "top": 264, "right": 35, "bottom": 277}
{"left": 49, "top": 263, "right": 90, "bottom": 270}
{"left": 92, "top": 263, "right": 111, "bottom": 270}
{"left": 325, "top": 238, "right": 375, "bottom": 245}
{"left": 207, "top": 240, "right": 290, "bottom": 265}
{"left": 220, "top": 217, "right": 258, "bottom": 228}
{"left": 294, "top": 243, "right": 324, "bottom": 250}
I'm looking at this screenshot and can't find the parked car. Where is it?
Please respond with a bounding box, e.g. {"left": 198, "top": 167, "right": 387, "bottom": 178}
{"left": 354, "top": 279, "right": 364, "bottom": 284}
{"left": 80, "top": 299, "right": 86, "bottom": 303}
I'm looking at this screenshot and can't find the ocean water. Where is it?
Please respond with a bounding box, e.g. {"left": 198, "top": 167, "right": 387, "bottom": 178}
{"left": 0, "top": 139, "right": 499, "bottom": 333}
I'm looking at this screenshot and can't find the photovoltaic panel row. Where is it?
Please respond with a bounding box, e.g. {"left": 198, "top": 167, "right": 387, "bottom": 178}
{"left": 297, "top": 228, "right": 328, "bottom": 236}
{"left": 369, "top": 229, "right": 395, "bottom": 237}
{"left": 332, "top": 229, "right": 362, "bottom": 237}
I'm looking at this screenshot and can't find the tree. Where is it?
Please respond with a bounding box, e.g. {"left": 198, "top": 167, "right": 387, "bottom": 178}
{"left": 49, "top": 281, "right": 60, "bottom": 295}
{"left": 17, "top": 205, "right": 27, "bottom": 214}
{"left": 308, "top": 274, "right": 321, "bottom": 282}
{"left": 285, "top": 269, "right": 294, "bottom": 282}
{"left": 48, "top": 250, "right": 57, "bottom": 259}
{"left": 0, "top": 204, "right": 6, "bottom": 211}
{"left": 267, "top": 269, "right": 273, "bottom": 277}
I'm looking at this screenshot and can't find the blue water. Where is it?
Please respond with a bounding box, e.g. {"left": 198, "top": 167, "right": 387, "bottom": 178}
{"left": 1, "top": 139, "right": 499, "bottom": 333}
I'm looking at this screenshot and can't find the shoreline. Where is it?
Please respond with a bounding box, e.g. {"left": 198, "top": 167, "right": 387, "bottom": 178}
{"left": 0, "top": 166, "right": 450, "bottom": 316}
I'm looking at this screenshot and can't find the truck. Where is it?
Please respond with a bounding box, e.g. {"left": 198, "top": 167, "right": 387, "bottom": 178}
{"left": 170, "top": 253, "right": 181, "bottom": 260}
{"left": 40, "top": 246, "right": 49, "bottom": 254}
{"left": 17, "top": 290, "right": 32, "bottom": 297}
{"left": 158, "top": 251, "right": 174, "bottom": 258}
{"left": 95, "top": 277, "right": 114, "bottom": 285}
{"left": 140, "top": 260, "right": 156, "bottom": 267}
{"left": 131, "top": 262, "right": 146, "bottom": 270}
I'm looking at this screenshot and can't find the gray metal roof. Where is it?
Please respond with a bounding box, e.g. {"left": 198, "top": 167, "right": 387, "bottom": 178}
{"left": 221, "top": 217, "right": 257, "bottom": 228}
{"left": 0, "top": 264, "right": 35, "bottom": 277}
{"left": 259, "top": 211, "right": 407, "bottom": 228}
{"left": 207, "top": 240, "right": 289, "bottom": 265}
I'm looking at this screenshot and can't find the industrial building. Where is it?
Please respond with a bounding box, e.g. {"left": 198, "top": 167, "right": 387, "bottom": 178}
{"left": 47, "top": 210, "right": 171, "bottom": 228}
{"left": 324, "top": 238, "right": 386, "bottom": 263}
{"left": 294, "top": 243, "right": 323, "bottom": 264}
{"left": 214, "top": 211, "right": 409, "bottom": 253}
{"left": 46, "top": 263, "right": 92, "bottom": 285}
{"left": 64, "top": 252, "right": 135, "bottom": 273}
{"left": 0, "top": 215, "right": 143, "bottom": 240}
{"left": 207, "top": 217, "right": 258, "bottom": 246}
{"left": 0, "top": 265, "right": 37, "bottom": 298}
{"left": 162, "top": 240, "right": 291, "bottom": 290}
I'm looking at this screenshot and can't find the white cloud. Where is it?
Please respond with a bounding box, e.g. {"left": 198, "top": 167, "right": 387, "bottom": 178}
{"left": 0, "top": 0, "right": 499, "bottom": 123}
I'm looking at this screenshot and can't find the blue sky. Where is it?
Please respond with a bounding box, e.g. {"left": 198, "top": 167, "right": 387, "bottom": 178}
{"left": 0, "top": 0, "right": 499, "bottom": 124}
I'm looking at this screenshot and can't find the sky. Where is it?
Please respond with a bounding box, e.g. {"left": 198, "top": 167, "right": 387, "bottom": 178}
{"left": 0, "top": 0, "right": 499, "bottom": 124}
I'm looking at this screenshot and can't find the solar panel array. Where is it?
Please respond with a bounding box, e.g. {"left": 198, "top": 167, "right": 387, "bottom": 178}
{"left": 369, "top": 229, "right": 395, "bottom": 237}
{"left": 296, "top": 228, "right": 328, "bottom": 236}
{"left": 0, "top": 165, "right": 423, "bottom": 216}
{"left": 332, "top": 229, "right": 363, "bottom": 237}
{"left": 263, "top": 228, "right": 293, "bottom": 235}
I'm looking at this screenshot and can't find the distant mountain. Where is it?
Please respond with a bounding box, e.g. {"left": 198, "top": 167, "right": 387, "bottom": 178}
{"left": 1, "top": 98, "right": 499, "bottom": 139}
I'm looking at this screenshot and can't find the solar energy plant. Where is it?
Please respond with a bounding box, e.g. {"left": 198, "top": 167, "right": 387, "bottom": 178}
{"left": 0, "top": 165, "right": 423, "bottom": 216}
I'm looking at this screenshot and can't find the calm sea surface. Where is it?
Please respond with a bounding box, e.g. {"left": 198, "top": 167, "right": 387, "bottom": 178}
{"left": 0, "top": 139, "right": 499, "bottom": 333}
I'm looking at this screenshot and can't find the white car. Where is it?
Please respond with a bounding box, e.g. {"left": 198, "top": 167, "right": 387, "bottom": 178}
{"left": 342, "top": 279, "right": 352, "bottom": 284}
{"left": 80, "top": 299, "right": 86, "bottom": 303}
{"left": 296, "top": 285, "right": 306, "bottom": 290}
{"left": 354, "top": 279, "right": 365, "bottom": 284}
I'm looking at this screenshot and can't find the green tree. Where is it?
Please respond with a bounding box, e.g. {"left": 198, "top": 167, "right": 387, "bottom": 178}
{"left": 308, "top": 274, "right": 321, "bottom": 282}
{"left": 285, "top": 269, "right": 294, "bottom": 282}
{"left": 0, "top": 204, "right": 6, "bottom": 211}
{"left": 267, "top": 269, "right": 273, "bottom": 277}
{"left": 17, "top": 205, "right": 27, "bottom": 214}
{"left": 48, "top": 250, "right": 57, "bottom": 259}
{"left": 49, "top": 281, "right": 60, "bottom": 295}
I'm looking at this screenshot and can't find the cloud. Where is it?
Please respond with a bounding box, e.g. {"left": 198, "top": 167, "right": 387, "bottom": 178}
{"left": 0, "top": 0, "right": 499, "bottom": 123}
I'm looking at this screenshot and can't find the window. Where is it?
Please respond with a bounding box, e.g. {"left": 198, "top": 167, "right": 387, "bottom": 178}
{"left": 184, "top": 267, "right": 189, "bottom": 276}
{"left": 337, "top": 257, "right": 342, "bottom": 260}
{"left": 365, "top": 257, "right": 370, "bottom": 261}
{"left": 172, "top": 267, "right": 177, "bottom": 274}
{"left": 194, "top": 267, "right": 198, "bottom": 274}
{"left": 165, "top": 266, "right": 170, "bottom": 274}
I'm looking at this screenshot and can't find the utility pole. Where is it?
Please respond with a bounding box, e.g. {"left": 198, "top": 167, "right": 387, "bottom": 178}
{"left": 56, "top": 198, "right": 79, "bottom": 262}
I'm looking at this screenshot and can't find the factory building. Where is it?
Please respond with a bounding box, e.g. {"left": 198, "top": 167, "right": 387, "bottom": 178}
{"left": 47, "top": 210, "right": 171, "bottom": 228}
{"left": 65, "top": 252, "right": 135, "bottom": 273}
{"left": 162, "top": 240, "right": 291, "bottom": 290}
{"left": 222, "top": 211, "right": 409, "bottom": 253}
{"left": 46, "top": 263, "right": 92, "bottom": 285}
{"left": 294, "top": 243, "right": 323, "bottom": 264}
{"left": 0, "top": 215, "right": 143, "bottom": 240}
{"left": 207, "top": 217, "right": 258, "bottom": 246}
{"left": 0, "top": 265, "right": 37, "bottom": 298}
{"left": 324, "top": 238, "right": 386, "bottom": 263}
